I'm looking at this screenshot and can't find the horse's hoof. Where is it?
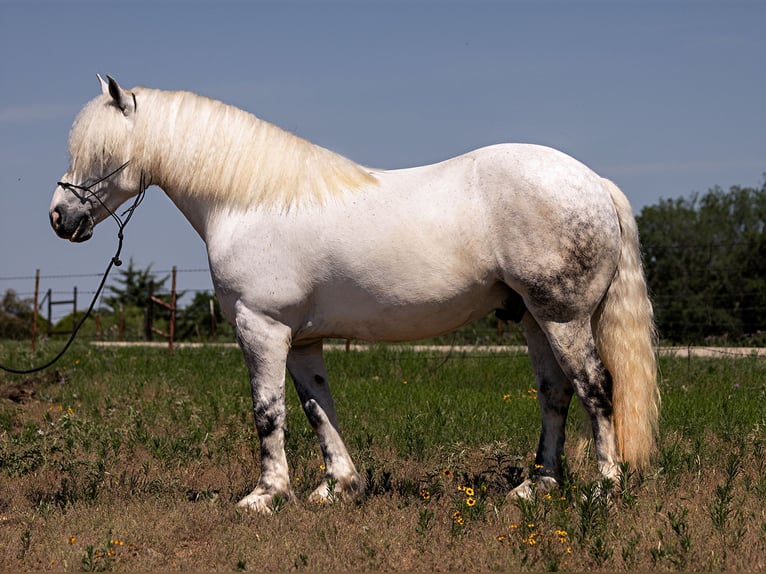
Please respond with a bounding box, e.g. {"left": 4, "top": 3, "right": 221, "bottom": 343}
{"left": 236, "top": 495, "right": 274, "bottom": 514}
{"left": 308, "top": 473, "right": 364, "bottom": 505}
{"left": 236, "top": 490, "right": 292, "bottom": 514}
{"left": 508, "top": 476, "right": 559, "bottom": 501}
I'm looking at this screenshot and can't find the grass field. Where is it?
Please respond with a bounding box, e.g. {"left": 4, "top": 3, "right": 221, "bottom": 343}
{"left": 0, "top": 341, "right": 764, "bottom": 571}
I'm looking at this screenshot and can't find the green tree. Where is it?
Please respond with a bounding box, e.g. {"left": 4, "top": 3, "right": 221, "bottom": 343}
{"left": 637, "top": 180, "right": 766, "bottom": 344}
{"left": 102, "top": 258, "right": 169, "bottom": 312}
{"left": 0, "top": 289, "right": 40, "bottom": 339}
{"left": 176, "top": 291, "right": 233, "bottom": 341}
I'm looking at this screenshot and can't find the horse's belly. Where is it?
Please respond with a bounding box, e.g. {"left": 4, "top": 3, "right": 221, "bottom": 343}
{"left": 295, "top": 279, "right": 511, "bottom": 343}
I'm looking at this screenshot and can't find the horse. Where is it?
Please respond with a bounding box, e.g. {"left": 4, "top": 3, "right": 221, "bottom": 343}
{"left": 49, "top": 75, "right": 659, "bottom": 513}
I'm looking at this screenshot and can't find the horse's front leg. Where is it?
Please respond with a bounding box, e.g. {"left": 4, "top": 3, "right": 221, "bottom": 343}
{"left": 287, "top": 341, "right": 364, "bottom": 504}
{"left": 234, "top": 308, "right": 293, "bottom": 513}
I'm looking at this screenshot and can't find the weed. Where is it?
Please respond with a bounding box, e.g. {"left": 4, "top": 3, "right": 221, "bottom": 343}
{"left": 575, "top": 480, "right": 611, "bottom": 543}
{"left": 364, "top": 467, "right": 394, "bottom": 497}
{"left": 80, "top": 537, "right": 124, "bottom": 572}
{"left": 652, "top": 506, "right": 692, "bottom": 569}
{"left": 709, "top": 454, "right": 740, "bottom": 534}
{"left": 294, "top": 552, "right": 309, "bottom": 569}
{"left": 270, "top": 494, "right": 288, "bottom": 513}
{"left": 617, "top": 461, "right": 638, "bottom": 508}
{"left": 324, "top": 477, "right": 339, "bottom": 505}
{"left": 416, "top": 508, "right": 434, "bottom": 535}
{"left": 17, "top": 529, "right": 31, "bottom": 561}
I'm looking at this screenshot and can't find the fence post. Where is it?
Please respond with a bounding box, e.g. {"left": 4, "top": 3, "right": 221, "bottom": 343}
{"left": 209, "top": 298, "right": 217, "bottom": 339}
{"left": 145, "top": 281, "right": 154, "bottom": 341}
{"left": 145, "top": 270, "right": 177, "bottom": 355}
{"left": 72, "top": 286, "right": 77, "bottom": 329}
{"left": 45, "top": 286, "right": 78, "bottom": 337}
{"left": 31, "top": 269, "right": 39, "bottom": 352}
{"left": 168, "top": 266, "right": 176, "bottom": 355}
{"left": 46, "top": 288, "right": 53, "bottom": 337}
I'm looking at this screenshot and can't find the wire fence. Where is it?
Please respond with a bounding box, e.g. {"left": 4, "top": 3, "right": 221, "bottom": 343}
{"left": 1, "top": 264, "right": 764, "bottom": 349}
{"left": 0, "top": 268, "right": 213, "bottom": 324}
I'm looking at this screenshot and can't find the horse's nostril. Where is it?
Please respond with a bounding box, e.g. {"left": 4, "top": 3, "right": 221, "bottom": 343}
{"left": 50, "top": 206, "right": 62, "bottom": 229}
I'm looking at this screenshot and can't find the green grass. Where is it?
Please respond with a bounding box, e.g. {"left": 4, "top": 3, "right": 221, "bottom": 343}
{"left": 0, "top": 341, "right": 764, "bottom": 570}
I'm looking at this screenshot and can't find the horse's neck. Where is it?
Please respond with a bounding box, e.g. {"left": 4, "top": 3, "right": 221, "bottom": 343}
{"left": 135, "top": 89, "right": 375, "bottom": 218}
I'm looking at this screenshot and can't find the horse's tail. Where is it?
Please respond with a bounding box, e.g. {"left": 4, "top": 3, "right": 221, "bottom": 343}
{"left": 593, "top": 178, "right": 660, "bottom": 469}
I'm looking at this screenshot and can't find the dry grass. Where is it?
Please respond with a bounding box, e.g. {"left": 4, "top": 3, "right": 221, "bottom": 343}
{"left": 0, "top": 343, "right": 765, "bottom": 571}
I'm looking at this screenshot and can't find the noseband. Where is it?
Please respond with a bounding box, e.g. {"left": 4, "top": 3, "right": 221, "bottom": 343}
{"left": 57, "top": 160, "right": 147, "bottom": 267}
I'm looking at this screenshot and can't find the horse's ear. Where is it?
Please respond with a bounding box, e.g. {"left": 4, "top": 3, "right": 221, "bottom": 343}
{"left": 97, "top": 73, "right": 109, "bottom": 95}
{"left": 104, "top": 75, "right": 135, "bottom": 117}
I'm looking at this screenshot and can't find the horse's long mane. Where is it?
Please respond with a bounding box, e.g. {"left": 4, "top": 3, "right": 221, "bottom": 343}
{"left": 69, "top": 87, "right": 378, "bottom": 210}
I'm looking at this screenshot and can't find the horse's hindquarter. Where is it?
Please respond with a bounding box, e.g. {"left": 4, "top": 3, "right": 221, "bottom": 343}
{"left": 474, "top": 144, "right": 622, "bottom": 320}
{"left": 206, "top": 144, "right": 621, "bottom": 342}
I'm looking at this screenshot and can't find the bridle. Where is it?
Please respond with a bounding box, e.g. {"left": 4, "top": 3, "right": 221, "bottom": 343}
{"left": 57, "top": 160, "right": 144, "bottom": 266}
{"left": 0, "top": 162, "right": 147, "bottom": 374}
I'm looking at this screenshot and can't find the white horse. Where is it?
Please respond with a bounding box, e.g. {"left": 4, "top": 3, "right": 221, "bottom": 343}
{"left": 50, "top": 75, "right": 659, "bottom": 512}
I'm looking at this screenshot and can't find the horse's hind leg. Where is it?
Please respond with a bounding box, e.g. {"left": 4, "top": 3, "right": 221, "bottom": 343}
{"left": 287, "top": 341, "right": 363, "bottom": 504}
{"left": 511, "top": 313, "right": 574, "bottom": 499}
{"left": 538, "top": 317, "right": 620, "bottom": 483}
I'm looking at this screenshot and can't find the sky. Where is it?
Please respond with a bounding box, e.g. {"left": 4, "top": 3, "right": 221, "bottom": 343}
{"left": 1, "top": 0, "right": 764, "bottom": 319}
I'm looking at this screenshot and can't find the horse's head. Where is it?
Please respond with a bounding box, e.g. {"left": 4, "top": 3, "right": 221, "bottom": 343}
{"left": 50, "top": 75, "right": 143, "bottom": 242}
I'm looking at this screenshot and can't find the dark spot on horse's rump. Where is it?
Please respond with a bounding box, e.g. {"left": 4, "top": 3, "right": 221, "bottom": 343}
{"left": 314, "top": 374, "right": 326, "bottom": 385}
{"left": 496, "top": 289, "right": 526, "bottom": 323}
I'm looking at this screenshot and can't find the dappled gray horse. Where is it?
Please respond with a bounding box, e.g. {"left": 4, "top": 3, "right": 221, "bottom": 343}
{"left": 50, "top": 76, "right": 659, "bottom": 512}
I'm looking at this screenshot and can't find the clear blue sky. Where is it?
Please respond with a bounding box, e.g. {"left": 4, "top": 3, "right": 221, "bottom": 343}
{"left": 1, "top": 0, "right": 764, "bottom": 317}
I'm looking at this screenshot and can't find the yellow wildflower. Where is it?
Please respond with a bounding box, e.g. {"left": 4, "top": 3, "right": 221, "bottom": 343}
{"left": 464, "top": 487, "right": 475, "bottom": 497}
{"left": 466, "top": 497, "right": 476, "bottom": 507}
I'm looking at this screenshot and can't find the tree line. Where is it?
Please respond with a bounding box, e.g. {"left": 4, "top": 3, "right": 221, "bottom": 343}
{"left": 637, "top": 179, "right": 766, "bottom": 345}
{"left": 2, "top": 179, "right": 764, "bottom": 346}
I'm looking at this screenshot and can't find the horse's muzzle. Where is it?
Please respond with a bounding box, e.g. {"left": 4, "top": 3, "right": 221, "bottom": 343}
{"left": 50, "top": 206, "right": 93, "bottom": 242}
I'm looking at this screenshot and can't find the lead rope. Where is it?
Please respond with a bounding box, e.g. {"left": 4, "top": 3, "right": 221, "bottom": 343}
{"left": 0, "top": 165, "right": 146, "bottom": 375}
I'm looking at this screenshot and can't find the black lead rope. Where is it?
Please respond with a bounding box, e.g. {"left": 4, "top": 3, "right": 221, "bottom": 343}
{"left": 0, "top": 164, "right": 146, "bottom": 375}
